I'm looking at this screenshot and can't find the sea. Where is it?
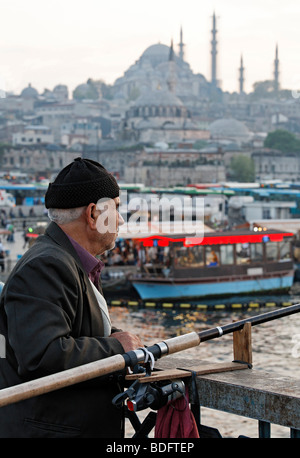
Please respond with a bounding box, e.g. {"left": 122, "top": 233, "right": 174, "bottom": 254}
{"left": 109, "top": 292, "right": 300, "bottom": 439}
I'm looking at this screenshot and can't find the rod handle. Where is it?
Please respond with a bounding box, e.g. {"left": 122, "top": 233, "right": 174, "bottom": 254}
{"left": 0, "top": 354, "right": 126, "bottom": 408}
{"left": 163, "top": 332, "right": 201, "bottom": 355}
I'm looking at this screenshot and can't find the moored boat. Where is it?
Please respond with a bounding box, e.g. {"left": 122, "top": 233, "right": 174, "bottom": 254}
{"left": 130, "top": 229, "right": 295, "bottom": 300}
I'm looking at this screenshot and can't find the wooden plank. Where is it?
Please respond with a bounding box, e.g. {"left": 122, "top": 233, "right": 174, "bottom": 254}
{"left": 125, "top": 361, "right": 249, "bottom": 383}
{"left": 233, "top": 322, "right": 252, "bottom": 364}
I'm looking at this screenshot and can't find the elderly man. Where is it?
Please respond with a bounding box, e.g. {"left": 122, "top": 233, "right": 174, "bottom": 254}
{"left": 0, "top": 158, "right": 142, "bottom": 438}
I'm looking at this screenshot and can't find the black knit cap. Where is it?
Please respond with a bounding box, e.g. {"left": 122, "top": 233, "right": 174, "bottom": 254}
{"left": 45, "top": 157, "right": 120, "bottom": 209}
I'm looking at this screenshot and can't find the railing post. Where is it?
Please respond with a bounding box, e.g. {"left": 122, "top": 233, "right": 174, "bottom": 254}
{"left": 290, "top": 428, "right": 300, "bottom": 438}
{"left": 258, "top": 420, "right": 271, "bottom": 438}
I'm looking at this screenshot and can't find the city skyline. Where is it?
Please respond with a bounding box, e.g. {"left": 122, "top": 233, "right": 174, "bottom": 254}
{"left": 0, "top": 0, "right": 300, "bottom": 96}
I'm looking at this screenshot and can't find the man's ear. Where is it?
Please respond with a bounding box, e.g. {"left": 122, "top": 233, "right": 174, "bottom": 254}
{"left": 85, "top": 203, "right": 98, "bottom": 229}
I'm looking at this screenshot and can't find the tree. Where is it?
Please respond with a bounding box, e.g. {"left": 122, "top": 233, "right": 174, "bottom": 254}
{"left": 230, "top": 155, "right": 255, "bottom": 182}
{"left": 264, "top": 129, "right": 300, "bottom": 153}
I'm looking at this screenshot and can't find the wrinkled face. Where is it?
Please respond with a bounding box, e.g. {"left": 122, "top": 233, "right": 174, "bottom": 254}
{"left": 95, "top": 197, "right": 124, "bottom": 253}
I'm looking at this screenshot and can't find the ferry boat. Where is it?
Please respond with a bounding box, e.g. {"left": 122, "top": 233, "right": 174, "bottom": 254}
{"left": 130, "top": 229, "right": 295, "bottom": 300}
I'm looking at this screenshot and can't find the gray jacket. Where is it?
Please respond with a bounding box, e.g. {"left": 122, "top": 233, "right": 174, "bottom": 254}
{"left": 0, "top": 222, "right": 125, "bottom": 437}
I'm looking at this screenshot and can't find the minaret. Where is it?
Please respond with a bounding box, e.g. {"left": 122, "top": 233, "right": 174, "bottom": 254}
{"left": 211, "top": 11, "right": 218, "bottom": 88}
{"left": 274, "top": 44, "right": 280, "bottom": 95}
{"left": 169, "top": 39, "right": 175, "bottom": 62}
{"left": 178, "top": 26, "right": 185, "bottom": 61}
{"left": 167, "top": 39, "right": 176, "bottom": 93}
{"left": 239, "top": 55, "right": 245, "bottom": 94}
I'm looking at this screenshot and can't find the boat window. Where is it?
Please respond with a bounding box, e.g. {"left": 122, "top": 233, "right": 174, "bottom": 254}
{"left": 220, "top": 245, "right": 234, "bottom": 264}
{"left": 175, "top": 246, "right": 204, "bottom": 267}
{"left": 205, "top": 246, "right": 220, "bottom": 266}
{"left": 174, "top": 247, "right": 188, "bottom": 266}
{"left": 250, "top": 243, "right": 263, "bottom": 262}
{"left": 266, "top": 242, "right": 279, "bottom": 261}
{"left": 191, "top": 245, "right": 205, "bottom": 266}
{"left": 174, "top": 246, "right": 205, "bottom": 267}
{"left": 236, "top": 243, "right": 250, "bottom": 264}
{"left": 279, "top": 240, "right": 291, "bottom": 260}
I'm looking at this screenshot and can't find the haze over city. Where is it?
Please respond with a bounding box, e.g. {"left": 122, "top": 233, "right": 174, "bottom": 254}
{"left": 0, "top": 0, "right": 300, "bottom": 96}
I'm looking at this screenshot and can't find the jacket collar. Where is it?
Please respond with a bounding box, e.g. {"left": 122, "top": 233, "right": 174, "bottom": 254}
{"left": 45, "top": 222, "right": 84, "bottom": 267}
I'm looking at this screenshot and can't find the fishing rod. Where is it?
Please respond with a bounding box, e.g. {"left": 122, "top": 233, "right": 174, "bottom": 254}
{"left": 0, "top": 303, "right": 299, "bottom": 408}
{"left": 125, "top": 302, "right": 300, "bottom": 366}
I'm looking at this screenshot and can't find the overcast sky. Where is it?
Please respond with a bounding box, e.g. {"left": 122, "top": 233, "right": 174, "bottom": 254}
{"left": 0, "top": 0, "right": 300, "bottom": 96}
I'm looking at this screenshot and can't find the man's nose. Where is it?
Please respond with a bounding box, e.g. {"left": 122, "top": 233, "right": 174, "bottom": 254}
{"left": 118, "top": 212, "right": 125, "bottom": 226}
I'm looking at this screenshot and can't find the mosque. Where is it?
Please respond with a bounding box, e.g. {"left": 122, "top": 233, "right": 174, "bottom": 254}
{"left": 114, "top": 16, "right": 220, "bottom": 142}
{"left": 113, "top": 13, "right": 280, "bottom": 143}
{"left": 113, "top": 13, "right": 280, "bottom": 104}
{"left": 113, "top": 18, "right": 219, "bottom": 105}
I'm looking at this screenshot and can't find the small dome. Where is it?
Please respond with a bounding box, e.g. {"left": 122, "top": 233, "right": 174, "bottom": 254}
{"left": 21, "top": 83, "right": 39, "bottom": 99}
{"left": 209, "top": 118, "right": 251, "bottom": 140}
{"left": 52, "top": 84, "right": 69, "bottom": 101}
{"left": 73, "top": 82, "right": 98, "bottom": 100}
{"left": 154, "top": 141, "right": 168, "bottom": 149}
{"left": 73, "top": 83, "right": 90, "bottom": 94}
{"left": 53, "top": 84, "right": 68, "bottom": 91}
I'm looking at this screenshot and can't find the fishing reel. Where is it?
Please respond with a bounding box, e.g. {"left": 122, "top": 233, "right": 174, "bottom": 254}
{"left": 112, "top": 348, "right": 186, "bottom": 412}
{"left": 112, "top": 377, "right": 185, "bottom": 412}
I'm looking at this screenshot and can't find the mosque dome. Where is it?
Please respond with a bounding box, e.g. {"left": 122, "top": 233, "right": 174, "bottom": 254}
{"left": 21, "top": 83, "right": 39, "bottom": 99}
{"left": 73, "top": 82, "right": 98, "bottom": 100}
{"left": 209, "top": 118, "right": 251, "bottom": 141}
{"left": 53, "top": 84, "right": 69, "bottom": 101}
{"left": 74, "top": 83, "right": 90, "bottom": 92}
{"left": 53, "top": 84, "right": 68, "bottom": 94}
{"left": 53, "top": 84, "right": 67, "bottom": 91}
{"left": 139, "top": 43, "right": 183, "bottom": 70}
{"left": 141, "top": 44, "right": 171, "bottom": 63}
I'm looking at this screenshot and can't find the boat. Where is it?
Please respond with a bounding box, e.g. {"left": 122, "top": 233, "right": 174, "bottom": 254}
{"left": 101, "top": 265, "right": 138, "bottom": 294}
{"left": 130, "top": 229, "right": 295, "bottom": 300}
